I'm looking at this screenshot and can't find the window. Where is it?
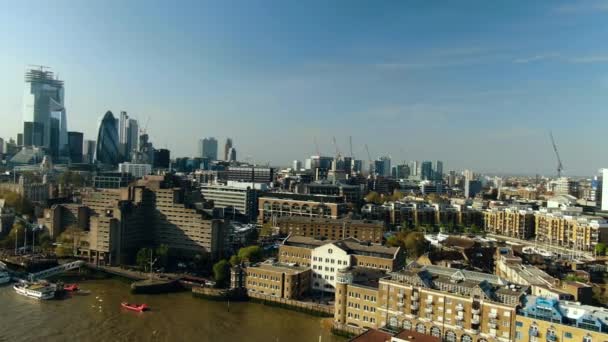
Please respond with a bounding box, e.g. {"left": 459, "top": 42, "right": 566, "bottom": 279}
{"left": 583, "top": 335, "right": 592, "bottom": 342}
{"left": 328, "top": 249, "right": 333, "bottom": 254}
{"left": 515, "top": 332, "right": 522, "bottom": 340}
{"left": 564, "top": 332, "right": 572, "bottom": 339}
{"left": 516, "top": 321, "right": 523, "bottom": 327}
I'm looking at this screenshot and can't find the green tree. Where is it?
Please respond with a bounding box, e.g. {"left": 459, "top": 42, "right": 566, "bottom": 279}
{"left": 386, "top": 236, "right": 402, "bottom": 248}
{"left": 0, "top": 221, "right": 25, "bottom": 249}
{"left": 469, "top": 224, "right": 482, "bottom": 235}
{"left": 364, "top": 192, "right": 383, "bottom": 204}
{"left": 0, "top": 190, "right": 34, "bottom": 216}
{"left": 404, "top": 231, "right": 427, "bottom": 259}
{"left": 155, "top": 244, "right": 170, "bottom": 268}
{"left": 390, "top": 190, "right": 404, "bottom": 202}
{"left": 237, "top": 245, "right": 263, "bottom": 263}
{"left": 595, "top": 243, "right": 607, "bottom": 256}
{"left": 213, "top": 260, "right": 231, "bottom": 288}
{"left": 136, "top": 248, "right": 152, "bottom": 271}
{"left": 229, "top": 255, "right": 242, "bottom": 266}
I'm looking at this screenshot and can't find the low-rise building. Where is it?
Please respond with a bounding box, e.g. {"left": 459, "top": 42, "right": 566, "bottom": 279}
{"left": 276, "top": 216, "right": 385, "bottom": 243}
{"left": 278, "top": 235, "right": 404, "bottom": 293}
{"left": 243, "top": 260, "right": 311, "bottom": 299}
{"left": 200, "top": 182, "right": 263, "bottom": 222}
{"left": 118, "top": 162, "right": 152, "bottom": 179}
{"left": 258, "top": 193, "right": 348, "bottom": 224}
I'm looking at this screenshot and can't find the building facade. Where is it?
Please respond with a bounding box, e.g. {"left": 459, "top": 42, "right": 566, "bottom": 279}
{"left": 276, "top": 216, "right": 385, "bottom": 243}
{"left": 335, "top": 264, "right": 528, "bottom": 342}
{"left": 483, "top": 207, "right": 536, "bottom": 239}
{"left": 535, "top": 211, "right": 608, "bottom": 252}
{"left": 258, "top": 193, "right": 347, "bottom": 224}
{"left": 95, "top": 111, "right": 120, "bottom": 166}
{"left": 243, "top": 260, "right": 311, "bottom": 299}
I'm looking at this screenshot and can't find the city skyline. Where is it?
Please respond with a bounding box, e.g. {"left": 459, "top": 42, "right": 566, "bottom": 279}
{"left": 0, "top": 1, "right": 607, "bottom": 175}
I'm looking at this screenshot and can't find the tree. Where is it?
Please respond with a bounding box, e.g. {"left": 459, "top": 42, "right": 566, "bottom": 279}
{"left": 0, "top": 221, "right": 25, "bottom": 249}
{"left": 390, "top": 190, "right": 404, "bottom": 202}
{"left": 237, "top": 245, "right": 263, "bottom": 263}
{"left": 404, "top": 232, "right": 427, "bottom": 259}
{"left": 0, "top": 190, "right": 34, "bottom": 216}
{"left": 469, "top": 224, "right": 482, "bottom": 235}
{"left": 136, "top": 248, "right": 152, "bottom": 271}
{"left": 213, "top": 260, "right": 231, "bottom": 288}
{"left": 386, "top": 236, "right": 402, "bottom": 248}
{"left": 595, "top": 243, "right": 607, "bottom": 256}
{"left": 229, "top": 255, "right": 242, "bottom": 266}
{"left": 192, "top": 253, "right": 212, "bottom": 274}
{"left": 155, "top": 244, "right": 170, "bottom": 268}
{"left": 364, "top": 192, "right": 383, "bottom": 204}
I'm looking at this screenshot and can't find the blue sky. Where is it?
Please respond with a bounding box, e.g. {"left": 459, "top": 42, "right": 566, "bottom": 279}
{"left": 0, "top": 0, "right": 607, "bottom": 175}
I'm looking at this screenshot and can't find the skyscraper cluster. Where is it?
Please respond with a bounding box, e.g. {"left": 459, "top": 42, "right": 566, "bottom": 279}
{"left": 198, "top": 137, "right": 237, "bottom": 162}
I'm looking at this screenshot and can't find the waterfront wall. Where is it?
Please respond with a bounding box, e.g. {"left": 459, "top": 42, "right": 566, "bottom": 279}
{"left": 247, "top": 292, "right": 334, "bottom": 317}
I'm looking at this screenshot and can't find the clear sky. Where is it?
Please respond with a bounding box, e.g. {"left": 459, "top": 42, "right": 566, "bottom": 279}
{"left": 0, "top": 0, "right": 607, "bottom": 176}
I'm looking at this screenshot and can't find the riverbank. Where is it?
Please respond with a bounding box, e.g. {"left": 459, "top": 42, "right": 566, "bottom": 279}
{"left": 0, "top": 277, "right": 346, "bottom": 342}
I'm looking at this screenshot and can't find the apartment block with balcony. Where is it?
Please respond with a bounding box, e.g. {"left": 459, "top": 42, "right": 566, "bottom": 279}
{"left": 483, "top": 207, "right": 535, "bottom": 239}
{"left": 534, "top": 210, "right": 608, "bottom": 252}
{"left": 335, "top": 264, "right": 529, "bottom": 342}
{"left": 276, "top": 216, "right": 385, "bottom": 243}
{"left": 516, "top": 296, "right": 608, "bottom": 342}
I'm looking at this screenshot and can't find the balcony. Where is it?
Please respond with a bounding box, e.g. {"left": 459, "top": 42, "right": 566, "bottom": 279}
{"left": 411, "top": 293, "right": 419, "bottom": 300}
{"left": 529, "top": 329, "right": 539, "bottom": 338}
{"left": 425, "top": 307, "right": 433, "bottom": 313}
{"left": 411, "top": 303, "right": 419, "bottom": 310}
{"left": 472, "top": 308, "right": 481, "bottom": 315}
{"left": 397, "top": 293, "right": 404, "bottom": 299}
{"left": 547, "top": 334, "right": 557, "bottom": 342}
{"left": 489, "top": 311, "right": 498, "bottom": 319}
{"left": 397, "top": 302, "right": 404, "bottom": 307}
{"left": 456, "top": 303, "right": 464, "bottom": 311}
{"left": 425, "top": 298, "right": 433, "bottom": 305}
{"left": 471, "top": 317, "right": 480, "bottom": 325}
{"left": 456, "top": 315, "right": 464, "bottom": 321}
{"left": 488, "top": 322, "right": 497, "bottom": 329}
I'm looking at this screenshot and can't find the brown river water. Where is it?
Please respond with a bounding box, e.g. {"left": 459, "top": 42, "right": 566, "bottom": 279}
{"left": 0, "top": 278, "right": 346, "bottom": 342}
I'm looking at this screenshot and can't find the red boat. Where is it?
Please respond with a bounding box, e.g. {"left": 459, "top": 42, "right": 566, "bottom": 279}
{"left": 64, "top": 284, "right": 79, "bottom": 292}
{"left": 121, "top": 302, "right": 148, "bottom": 312}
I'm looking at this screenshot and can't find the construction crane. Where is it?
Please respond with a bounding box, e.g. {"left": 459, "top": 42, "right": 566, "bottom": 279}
{"left": 365, "top": 144, "right": 373, "bottom": 175}
{"left": 313, "top": 137, "right": 320, "bottom": 156}
{"left": 549, "top": 131, "right": 564, "bottom": 178}
{"left": 332, "top": 136, "right": 341, "bottom": 160}
{"left": 349, "top": 136, "right": 354, "bottom": 159}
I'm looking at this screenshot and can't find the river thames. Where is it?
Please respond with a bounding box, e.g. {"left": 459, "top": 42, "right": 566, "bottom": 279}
{"left": 0, "top": 278, "right": 345, "bottom": 342}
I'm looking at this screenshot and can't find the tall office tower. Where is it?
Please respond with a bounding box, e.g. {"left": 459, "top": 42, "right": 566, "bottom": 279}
{"left": 126, "top": 118, "right": 139, "bottom": 159}
{"left": 409, "top": 161, "right": 419, "bottom": 176}
{"left": 22, "top": 67, "right": 67, "bottom": 156}
{"left": 198, "top": 137, "right": 218, "bottom": 160}
{"left": 462, "top": 169, "right": 474, "bottom": 180}
{"left": 224, "top": 138, "right": 233, "bottom": 161}
{"left": 83, "top": 140, "right": 96, "bottom": 164}
{"left": 293, "top": 160, "right": 302, "bottom": 171}
{"left": 153, "top": 149, "right": 171, "bottom": 169}
{"left": 67, "top": 131, "right": 84, "bottom": 163}
{"left": 0, "top": 138, "right": 4, "bottom": 154}
{"left": 421, "top": 161, "right": 433, "bottom": 180}
{"left": 16, "top": 134, "right": 23, "bottom": 147}
{"left": 118, "top": 111, "right": 129, "bottom": 159}
{"left": 598, "top": 169, "right": 608, "bottom": 211}
{"left": 95, "top": 111, "right": 120, "bottom": 166}
{"left": 351, "top": 160, "right": 363, "bottom": 174}
{"left": 434, "top": 160, "right": 443, "bottom": 181}
{"left": 374, "top": 156, "right": 391, "bottom": 177}
{"left": 448, "top": 170, "right": 456, "bottom": 187}
{"left": 119, "top": 111, "right": 128, "bottom": 145}
{"left": 228, "top": 147, "right": 237, "bottom": 162}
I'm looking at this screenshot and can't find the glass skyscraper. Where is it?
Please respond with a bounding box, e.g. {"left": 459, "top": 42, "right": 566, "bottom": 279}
{"left": 22, "top": 68, "right": 67, "bottom": 158}
{"left": 95, "top": 111, "right": 120, "bottom": 166}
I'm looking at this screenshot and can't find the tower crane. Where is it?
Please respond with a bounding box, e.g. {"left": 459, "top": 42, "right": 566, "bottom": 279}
{"left": 349, "top": 136, "right": 354, "bottom": 159}
{"left": 550, "top": 131, "right": 564, "bottom": 178}
{"left": 365, "top": 144, "right": 373, "bottom": 175}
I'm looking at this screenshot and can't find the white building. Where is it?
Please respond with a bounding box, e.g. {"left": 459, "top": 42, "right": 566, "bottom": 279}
{"left": 311, "top": 243, "right": 351, "bottom": 293}
{"left": 600, "top": 169, "right": 608, "bottom": 211}
{"left": 118, "top": 162, "right": 151, "bottom": 178}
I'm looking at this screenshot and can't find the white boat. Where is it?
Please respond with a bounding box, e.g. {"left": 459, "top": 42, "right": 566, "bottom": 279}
{"left": 0, "top": 271, "right": 10, "bottom": 284}
{"left": 13, "top": 281, "right": 56, "bottom": 300}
